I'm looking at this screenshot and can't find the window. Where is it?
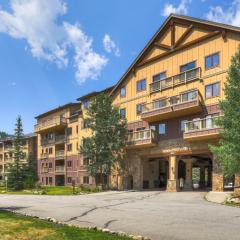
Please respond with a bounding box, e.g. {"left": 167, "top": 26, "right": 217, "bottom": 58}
{"left": 182, "top": 90, "right": 197, "bottom": 102}
{"left": 120, "top": 108, "right": 126, "bottom": 119}
{"left": 67, "top": 161, "right": 72, "bottom": 167}
{"left": 83, "top": 120, "right": 90, "bottom": 129}
{"left": 180, "top": 61, "right": 196, "bottom": 72}
{"left": 49, "top": 147, "right": 53, "bottom": 154}
{"left": 83, "top": 157, "right": 89, "bottom": 165}
{"left": 49, "top": 177, "right": 52, "bottom": 185}
{"left": 46, "top": 177, "right": 49, "bottom": 185}
{"left": 76, "top": 142, "right": 78, "bottom": 150}
{"left": 136, "top": 79, "right": 146, "bottom": 92}
{"left": 83, "top": 176, "right": 89, "bottom": 184}
{"left": 67, "top": 144, "right": 72, "bottom": 152}
{"left": 153, "top": 98, "right": 167, "bottom": 109}
{"left": 205, "top": 82, "right": 220, "bottom": 98}
{"left": 120, "top": 86, "right": 126, "bottom": 97}
{"left": 205, "top": 53, "right": 219, "bottom": 69}
{"left": 136, "top": 104, "right": 143, "bottom": 115}
{"left": 159, "top": 123, "right": 166, "bottom": 135}
{"left": 49, "top": 162, "right": 53, "bottom": 168}
{"left": 67, "top": 127, "right": 72, "bottom": 136}
{"left": 180, "top": 120, "right": 187, "bottom": 132}
{"left": 67, "top": 177, "right": 72, "bottom": 184}
{"left": 150, "top": 125, "right": 157, "bottom": 131}
{"left": 76, "top": 125, "right": 79, "bottom": 134}
{"left": 83, "top": 99, "right": 90, "bottom": 109}
{"left": 153, "top": 72, "right": 166, "bottom": 82}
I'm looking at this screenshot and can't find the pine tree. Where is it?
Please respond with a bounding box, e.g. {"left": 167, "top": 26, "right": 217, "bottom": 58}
{"left": 80, "top": 93, "right": 127, "bottom": 188}
{"left": 24, "top": 152, "right": 38, "bottom": 189}
{"left": 210, "top": 46, "right": 240, "bottom": 177}
{"left": 7, "top": 116, "right": 25, "bottom": 190}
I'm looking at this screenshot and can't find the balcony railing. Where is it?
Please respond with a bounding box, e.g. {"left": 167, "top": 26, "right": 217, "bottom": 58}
{"left": 41, "top": 167, "right": 49, "bottom": 173}
{"left": 40, "top": 153, "right": 49, "bottom": 159}
{"left": 55, "top": 150, "right": 65, "bottom": 159}
{"left": 150, "top": 67, "right": 201, "bottom": 93}
{"left": 141, "top": 90, "right": 201, "bottom": 121}
{"left": 126, "top": 129, "right": 158, "bottom": 147}
{"left": 41, "top": 134, "right": 66, "bottom": 145}
{"left": 34, "top": 116, "right": 67, "bottom": 133}
{"left": 184, "top": 116, "right": 221, "bottom": 140}
{"left": 55, "top": 165, "right": 65, "bottom": 173}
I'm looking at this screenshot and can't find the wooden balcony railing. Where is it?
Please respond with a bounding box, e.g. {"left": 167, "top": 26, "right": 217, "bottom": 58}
{"left": 41, "top": 134, "right": 66, "bottom": 145}
{"left": 150, "top": 67, "right": 201, "bottom": 93}
{"left": 34, "top": 116, "right": 67, "bottom": 133}
{"left": 55, "top": 150, "right": 65, "bottom": 159}
{"left": 141, "top": 90, "right": 201, "bottom": 121}
{"left": 126, "top": 129, "right": 158, "bottom": 147}
{"left": 184, "top": 116, "right": 221, "bottom": 140}
{"left": 40, "top": 153, "right": 49, "bottom": 159}
{"left": 41, "top": 167, "right": 49, "bottom": 173}
{"left": 55, "top": 166, "right": 65, "bottom": 173}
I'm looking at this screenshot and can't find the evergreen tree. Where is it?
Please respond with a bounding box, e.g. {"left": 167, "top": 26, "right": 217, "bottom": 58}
{"left": 210, "top": 46, "right": 240, "bottom": 177}
{"left": 7, "top": 116, "right": 25, "bottom": 190}
{"left": 80, "top": 93, "right": 127, "bottom": 188}
{"left": 0, "top": 131, "right": 9, "bottom": 140}
{"left": 24, "top": 152, "right": 38, "bottom": 189}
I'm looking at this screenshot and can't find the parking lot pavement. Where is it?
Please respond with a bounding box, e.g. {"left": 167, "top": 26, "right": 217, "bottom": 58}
{"left": 1, "top": 191, "right": 240, "bottom": 240}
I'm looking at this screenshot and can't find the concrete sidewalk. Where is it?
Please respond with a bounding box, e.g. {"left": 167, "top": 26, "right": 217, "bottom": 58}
{"left": 205, "top": 191, "right": 233, "bottom": 204}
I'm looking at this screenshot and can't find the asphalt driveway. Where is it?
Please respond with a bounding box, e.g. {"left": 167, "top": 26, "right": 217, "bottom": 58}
{"left": 0, "top": 191, "right": 239, "bottom": 240}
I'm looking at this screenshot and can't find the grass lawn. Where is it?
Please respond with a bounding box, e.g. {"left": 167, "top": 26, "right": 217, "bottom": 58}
{"left": 0, "top": 186, "right": 100, "bottom": 196}
{"left": 0, "top": 210, "right": 131, "bottom": 240}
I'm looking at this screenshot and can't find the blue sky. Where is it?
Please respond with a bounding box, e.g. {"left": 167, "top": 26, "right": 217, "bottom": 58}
{"left": 0, "top": 0, "right": 239, "bottom": 134}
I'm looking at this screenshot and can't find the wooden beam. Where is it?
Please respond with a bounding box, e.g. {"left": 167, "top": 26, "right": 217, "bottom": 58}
{"left": 137, "top": 31, "right": 221, "bottom": 68}
{"left": 154, "top": 43, "right": 171, "bottom": 51}
{"left": 174, "top": 25, "right": 194, "bottom": 48}
{"left": 221, "top": 30, "right": 227, "bottom": 42}
{"left": 170, "top": 21, "right": 175, "bottom": 46}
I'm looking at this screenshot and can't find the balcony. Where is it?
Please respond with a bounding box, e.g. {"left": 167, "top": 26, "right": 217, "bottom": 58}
{"left": 41, "top": 167, "right": 49, "bottom": 173}
{"left": 55, "top": 150, "right": 65, "bottom": 160}
{"left": 150, "top": 67, "right": 201, "bottom": 93}
{"left": 41, "top": 134, "right": 66, "bottom": 146}
{"left": 126, "top": 129, "right": 158, "bottom": 148}
{"left": 141, "top": 90, "right": 202, "bottom": 122}
{"left": 55, "top": 165, "right": 65, "bottom": 173}
{"left": 34, "top": 116, "right": 67, "bottom": 133}
{"left": 40, "top": 153, "right": 49, "bottom": 160}
{"left": 184, "top": 116, "right": 221, "bottom": 141}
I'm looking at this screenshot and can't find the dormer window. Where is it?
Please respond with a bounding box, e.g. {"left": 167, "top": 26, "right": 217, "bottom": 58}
{"left": 120, "top": 86, "right": 126, "bottom": 98}
{"left": 83, "top": 99, "right": 90, "bottom": 109}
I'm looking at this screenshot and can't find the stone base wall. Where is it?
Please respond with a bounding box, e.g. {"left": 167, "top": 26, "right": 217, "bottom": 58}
{"left": 234, "top": 175, "right": 240, "bottom": 194}
{"left": 167, "top": 180, "right": 179, "bottom": 192}
{"left": 212, "top": 173, "right": 224, "bottom": 192}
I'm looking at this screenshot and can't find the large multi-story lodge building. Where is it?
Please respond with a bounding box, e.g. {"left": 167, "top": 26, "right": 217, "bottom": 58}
{"left": 0, "top": 134, "right": 37, "bottom": 180}
{"left": 34, "top": 14, "right": 240, "bottom": 192}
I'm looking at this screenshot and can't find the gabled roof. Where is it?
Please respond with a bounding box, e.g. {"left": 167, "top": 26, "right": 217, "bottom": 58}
{"left": 77, "top": 85, "right": 115, "bottom": 102}
{"left": 35, "top": 103, "right": 80, "bottom": 119}
{"left": 110, "top": 14, "right": 240, "bottom": 96}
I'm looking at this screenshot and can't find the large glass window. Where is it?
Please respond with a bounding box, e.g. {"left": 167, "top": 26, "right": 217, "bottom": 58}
{"left": 136, "top": 104, "right": 143, "bottom": 115}
{"left": 182, "top": 90, "right": 197, "bottom": 102}
{"left": 180, "top": 61, "right": 196, "bottom": 72}
{"left": 205, "top": 53, "right": 219, "bottom": 69}
{"left": 136, "top": 79, "right": 146, "bottom": 92}
{"left": 153, "top": 72, "right": 166, "bottom": 82}
{"left": 205, "top": 82, "right": 220, "bottom": 98}
{"left": 153, "top": 99, "right": 167, "bottom": 109}
{"left": 120, "top": 86, "right": 126, "bottom": 97}
{"left": 120, "top": 108, "right": 126, "bottom": 119}
{"left": 159, "top": 123, "right": 166, "bottom": 135}
{"left": 180, "top": 120, "right": 187, "bottom": 132}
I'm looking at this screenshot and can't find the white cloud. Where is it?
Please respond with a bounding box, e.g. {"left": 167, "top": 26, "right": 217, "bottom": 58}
{"left": 162, "top": 0, "right": 192, "bottom": 17}
{"left": 0, "top": 0, "right": 108, "bottom": 84}
{"left": 8, "top": 82, "right": 17, "bottom": 87}
{"left": 103, "top": 34, "right": 120, "bottom": 57}
{"left": 206, "top": 0, "right": 240, "bottom": 26}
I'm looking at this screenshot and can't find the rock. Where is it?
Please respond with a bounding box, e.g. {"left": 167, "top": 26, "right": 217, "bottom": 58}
{"left": 133, "top": 236, "right": 143, "bottom": 240}
{"left": 102, "top": 228, "right": 110, "bottom": 233}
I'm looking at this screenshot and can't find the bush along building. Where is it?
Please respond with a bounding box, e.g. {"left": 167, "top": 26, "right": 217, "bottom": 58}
{"left": 0, "top": 134, "right": 37, "bottom": 181}
{"left": 35, "top": 14, "right": 240, "bottom": 191}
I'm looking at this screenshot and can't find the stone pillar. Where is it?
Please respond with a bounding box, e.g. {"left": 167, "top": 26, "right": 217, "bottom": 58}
{"left": 212, "top": 155, "right": 224, "bottom": 192}
{"left": 132, "top": 154, "right": 143, "bottom": 190}
{"left": 207, "top": 166, "right": 212, "bottom": 187}
{"left": 167, "top": 154, "right": 179, "bottom": 192}
{"left": 234, "top": 175, "right": 240, "bottom": 194}
{"left": 199, "top": 165, "right": 205, "bottom": 189}
{"left": 184, "top": 158, "right": 193, "bottom": 191}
